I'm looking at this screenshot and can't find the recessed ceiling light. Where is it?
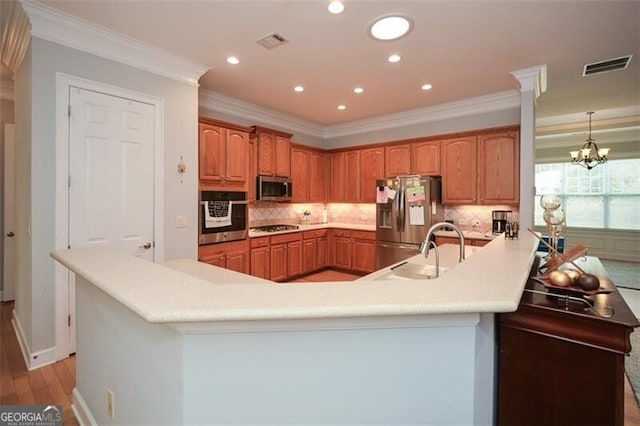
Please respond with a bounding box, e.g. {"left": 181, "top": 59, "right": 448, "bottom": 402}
{"left": 353, "top": 87, "right": 364, "bottom": 94}
{"left": 327, "top": 1, "right": 345, "bottom": 14}
{"left": 421, "top": 83, "right": 433, "bottom": 91}
{"left": 387, "top": 54, "right": 402, "bottom": 63}
{"left": 226, "top": 56, "right": 240, "bottom": 65}
{"left": 369, "top": 15, "right": 413, "bottom": 41}
{"left": 294, "top": 85, "right": 305, "bottom": 93}
{"left": 337, "top": 104, "right": 346, "bottom": 110}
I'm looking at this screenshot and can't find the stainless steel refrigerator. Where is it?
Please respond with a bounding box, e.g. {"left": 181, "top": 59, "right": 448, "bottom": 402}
{"left": 375, "top": 176, "right": 444, "bottom": 269}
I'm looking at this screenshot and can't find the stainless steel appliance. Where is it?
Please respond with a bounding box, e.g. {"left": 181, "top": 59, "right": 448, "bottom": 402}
{"left": 375, "top": 176, "right": 444, "bottom": 269}
{"left": 250, "top": 224, "right": 300, "bottom": 233}
{"left": 199, "top": 191, "right": 248, "bottom": 245}
{"left": 257, "top": 176, "right": 293, "bottom": 201}
{"left": 492, "top": 210, "right": 512, "bottom": 235}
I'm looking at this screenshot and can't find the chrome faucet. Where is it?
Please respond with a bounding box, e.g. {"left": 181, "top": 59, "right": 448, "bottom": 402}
{"left": 422, "top": 222, "right": 466, "bottom": 263}
{"left": 423, "top": 240, "right": 441, "bottom": 278}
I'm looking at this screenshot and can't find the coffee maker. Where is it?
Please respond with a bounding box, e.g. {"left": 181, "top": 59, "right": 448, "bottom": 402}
{"left": 492, "top": 210, "right": 511, "bottom": 235}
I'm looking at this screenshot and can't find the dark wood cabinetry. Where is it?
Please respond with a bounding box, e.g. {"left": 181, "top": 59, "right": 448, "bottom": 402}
{"left": 497, "top": 257, "right": 639, "bottom": 426}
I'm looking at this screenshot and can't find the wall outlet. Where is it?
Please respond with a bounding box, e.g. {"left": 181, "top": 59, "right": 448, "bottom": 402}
{"left": 107, "top": 389, "right": 115, "bottom": 420}
{"left": 176, "top": 215, "right": 189, "bottom": 228}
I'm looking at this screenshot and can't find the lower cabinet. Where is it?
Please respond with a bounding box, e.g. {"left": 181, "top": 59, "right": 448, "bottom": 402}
{"left": 302, "top": 229, "right": 328, "bottom": 274}
{"left": 269, "top": 232, "right": 303, "bottom": 282}
{"left": 435, "top": 236, "right": 490, "bottom": 247}
{"left": 198, "top": 240, "right": 250, "bottom": 274}
{"left": 250, "top": 237, "right": 270, "bottom": 279}
{"left": 330, "top": 229, "right": 376, "bottom": 273}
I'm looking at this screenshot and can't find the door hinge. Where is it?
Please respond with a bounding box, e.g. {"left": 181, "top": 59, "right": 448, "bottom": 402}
{"left": 67, "top": 315, "right": 71, "bottom": 327}
{"left": 67, "top": 105, "right": 71, "bottom": 118}
{"left": 67, "top": 174, "right": 71, "bottom": 188}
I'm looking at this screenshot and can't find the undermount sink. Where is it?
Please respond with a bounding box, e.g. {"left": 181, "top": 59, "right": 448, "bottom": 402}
{"left": 375, "top": 263, "right": 449, "bottom": 281}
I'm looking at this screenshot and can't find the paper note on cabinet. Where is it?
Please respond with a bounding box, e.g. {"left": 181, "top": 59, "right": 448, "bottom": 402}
{"left": 409, "top": 205, "right": 425, "bottom": 225}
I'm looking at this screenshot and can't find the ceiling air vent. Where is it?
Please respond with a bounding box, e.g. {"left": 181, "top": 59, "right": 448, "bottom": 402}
{"left": 583, "top": 55, "right": 632, "bottom": 76}
{"left": 256, "top": 32, "right": 289, "bottom": 50}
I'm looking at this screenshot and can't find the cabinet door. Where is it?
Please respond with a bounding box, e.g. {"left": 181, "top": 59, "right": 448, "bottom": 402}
{"left": 269, "top": 243, "right": 287, "bottom": 282}
{"left": 435, "top": 236, "right": 462, "bottom": 246}
{"left": 200, "top": 252, "right": 225, "bottom": 268}
{"left": 250, "top": 246, "right": 270, "bottom": 279}
{"left": 385, "top": 144, "right": 411, "bottom": 177}
{"left": 302, "top": 239, "right": 317, "bottom": 273}
{"left": 472, "top": 239, "right": 490, "bottom": 247}
{"left": 275, "top": 136, "right": 291, "bottom": 177}
{"left": 333, "top": 236, "right": 352, "bottom": 269}
{"left": 287, "top": 240, "right": 303, "bottom": 278}
{"left": 412, "top": 140, "right": 440, "bottom": 176}
{"left": 248, "top": 137, "right": 257, "bottom": 202}
{"left": 345, "top": 150, "right": 360, "bottom": 202}
{"left": 226, "top": 249, "right": 248, "bottom": 274}
{"left": 291, "top": 148, "right": 310, "bottom": 202}
{"left": 441, "top": 136, "right": 477, "bottom": 204}
{"left": 351, "top": 239, "right": 376, "bottom": 273}
{"left": 478, "top": 131, "right": 520, "bottom": 205}
{"left": 310, "top": 151, "right": 329, "bottom": 202}
{"left": 199, "top": 123, "right": 225, "bottom": 181}
{"left": 317, "top": 237, "right": 328, "bottom": 269}
{"left": 330, "top": 152, "right": 346, "bottom": 202}
{"left": 225, "top": 129, "right": 249, "bottom": 182}
{"left": 257, "top": 133, "right": 275, "bottom": 176}
{"left": 360, "top": 148, "right": 384, "bottom": 202}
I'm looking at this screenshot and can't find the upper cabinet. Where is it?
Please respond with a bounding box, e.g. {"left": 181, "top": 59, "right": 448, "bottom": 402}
{"left": 309, "top": 150, "right": 329, "bottom": 202}
{"left": 360, "top": 148, "right": 385, "bottom": 202}
{"left": 291, "top": 147, "right": 310, "bottom": 202}
{"left": 199, "top": 117, "right": 251, "bottom": 190}
{"left": 385, "top": 144, "right": 411, "bottom": 177}
{"left": 330, "top": 150, "right": 360, "bottom": 202}
{"left": 411, "top": 139, "right": 440, "bottom": 176}
{"left": 441, "top": 127, "right": 520, "bottom": 205}
{"left": 477, "top": 130, "right": 520, "bottom": 205}
{"left": 291, "top": 146, "right": 329, "bottom": 203}
{"left": 441, "top": 136, "right": 478, "bottom": 204}
{"left": 253, "top": 125, "right": 292, "bottom": 178}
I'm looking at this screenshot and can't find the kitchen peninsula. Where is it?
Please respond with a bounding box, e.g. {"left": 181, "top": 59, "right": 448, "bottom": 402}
{"left": 53, "top": 233, "right": 539, "bottom": 424}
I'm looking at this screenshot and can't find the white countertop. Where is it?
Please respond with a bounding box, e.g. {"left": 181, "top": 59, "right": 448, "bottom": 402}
{"left": 249, "top": 222, "right": 375, "bottom": 237}
{"left": 51, "top": 231, "right": 538, "bottom": 324}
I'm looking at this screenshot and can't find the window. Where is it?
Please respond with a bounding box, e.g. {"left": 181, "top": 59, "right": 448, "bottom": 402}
{"left": 535, "top": 159, "right": 640, "bottom": 230}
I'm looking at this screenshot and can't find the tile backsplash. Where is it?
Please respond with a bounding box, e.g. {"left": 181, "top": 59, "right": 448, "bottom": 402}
{"left": 250, "top": 202, "right": 518, "bottom": 232}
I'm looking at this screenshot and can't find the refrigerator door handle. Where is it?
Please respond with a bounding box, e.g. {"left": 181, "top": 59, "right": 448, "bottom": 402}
{"left": 397, "top": 180, "right": 405, "bottom": 232}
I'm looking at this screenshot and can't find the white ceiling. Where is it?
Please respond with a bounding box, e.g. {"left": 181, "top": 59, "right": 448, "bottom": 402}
{"left": 7, "top": 1, "right": 640, "bottom": 139}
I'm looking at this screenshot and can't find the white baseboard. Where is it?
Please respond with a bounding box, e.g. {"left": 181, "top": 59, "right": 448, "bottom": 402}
{"left": 72, "top": 388, "right": 97, "bottom": 426}
{"left": 11, "top": 310, "right": 58, "bottom": 370}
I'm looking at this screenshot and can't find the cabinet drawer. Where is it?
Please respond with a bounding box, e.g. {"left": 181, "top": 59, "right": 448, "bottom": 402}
{"left": 331, "top": 229, "right": 351, "bottom": 238}
{"left": 270, "top": 232, "right": 302, "bottom": 245}
{"left": 250, "top": 236, "right": 270, "bottom": 248}
{"left": 303, "top": 229, "right": 328, "bottom": 239}
{"left": 352, "top": 230, "right": 375, "bottom": 241}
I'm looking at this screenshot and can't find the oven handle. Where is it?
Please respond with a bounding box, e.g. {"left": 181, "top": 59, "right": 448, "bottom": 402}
{"left": 200, "top": 200, "right": 248, "bottom": 205}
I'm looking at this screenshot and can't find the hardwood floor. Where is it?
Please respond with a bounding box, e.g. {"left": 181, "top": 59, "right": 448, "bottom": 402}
{"left": 1, "top": 271, "right": 639, "bottom": 425}
{"left": 1, "top": 301, "right": 78, "bottom": 425}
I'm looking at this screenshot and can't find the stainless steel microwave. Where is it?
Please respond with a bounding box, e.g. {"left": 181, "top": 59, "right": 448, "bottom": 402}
{"left": 257, "top": 176, "right": 293, "bottom": 201}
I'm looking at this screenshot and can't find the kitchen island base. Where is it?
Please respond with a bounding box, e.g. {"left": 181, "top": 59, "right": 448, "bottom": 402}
{"left": 74, "top": 275, "right": 496, "bottom": 424}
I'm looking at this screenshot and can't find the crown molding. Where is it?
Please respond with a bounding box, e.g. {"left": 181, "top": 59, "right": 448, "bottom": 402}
{"left": 1, "top": 0, "right": 31, "bottom": 74}
{"left": 511, "top": 65, "right": 547, "bottom": 99}
{"left": 200, "top": 88, "right": 521, "bottom": 139}
{"left": 199, "top": 90, "right": 325, "bottom": 137}
{"left": 0, "top": 78, "right": 15, "bottom": 101}
{"left": 322, "top": 90, "right": 521, "bottom": 138}
{"left": 19, "top": 0, "right": 208, "bottom": 86}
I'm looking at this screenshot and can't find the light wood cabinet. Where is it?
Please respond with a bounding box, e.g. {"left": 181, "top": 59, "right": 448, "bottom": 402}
{"left": 198, "top": 240, "right": 250, "bottom": 274}
{"left": 478, "top": 130, "right": 520, "bottom": 205}
{"left": 250, "top": 237, "right": 270, "bottom": 279}
{"left": 359, "top": 148, "right": 384, "bottom": 202}
{"left": 302, "top": 229, "right": 328, "bottom": 274}
{"left": 350, "top": 231, "right": 376, "bottom": 273}
{"left": 441, "top": 136, "right": 478, "bottom": 204}
{"left": 253, "top": 125, "right": 292, "bottom": 178}
{"left": 412, "top": 139, "right": 440, "bottom": 176}
{"left": 269, "top": 232, "right": 302, "bottom": 282}
{"left": 291, "top": 147, "right": 310, "bottom": 202}
{"left": 385, "top": 144, "right": 411, "bottom": 177}
{"left": 309, "top": 151, "right": 329, "bottom": 202}
{"left": 331, "top": 229, "right": 352, "bottom": 269}
{"left": 199, "top": 117, "right": 251, "bottom": 190}
{"left": 330, "top": 150, "right": 360, "bottom": 202}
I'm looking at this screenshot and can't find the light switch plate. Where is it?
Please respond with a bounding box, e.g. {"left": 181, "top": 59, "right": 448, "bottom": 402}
{"left": 176, "top": 215, "right": 189, "bottom": 228}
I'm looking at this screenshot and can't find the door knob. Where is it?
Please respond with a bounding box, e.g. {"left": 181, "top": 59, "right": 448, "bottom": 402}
{"left": 139, "top": 242, "right": 152, "bottom": 249}
{"left": 6, "top": 232, "right": 14, "bottom": 237}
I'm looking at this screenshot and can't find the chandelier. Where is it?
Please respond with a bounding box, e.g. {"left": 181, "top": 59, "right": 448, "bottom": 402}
{"left": 570, "top": 111, "right": 610, "bottom": 170}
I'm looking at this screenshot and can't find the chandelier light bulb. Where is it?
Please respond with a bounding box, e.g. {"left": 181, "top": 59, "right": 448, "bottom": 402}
{"left": 569, "top": 111, "right": 610, "bottom": 170}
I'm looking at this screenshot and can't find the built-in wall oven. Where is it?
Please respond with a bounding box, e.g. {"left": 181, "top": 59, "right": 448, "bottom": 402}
{"left": 199, "top": 191, "right": 248, "bottom": 245}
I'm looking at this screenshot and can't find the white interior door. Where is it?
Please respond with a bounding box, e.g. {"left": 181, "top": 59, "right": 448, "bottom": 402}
{"left": 68, "top": 87, "right": 155, "bottom": 352}
{"left": 3, "top": 123, "right": 15, "bottom": 302}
